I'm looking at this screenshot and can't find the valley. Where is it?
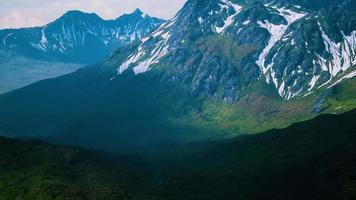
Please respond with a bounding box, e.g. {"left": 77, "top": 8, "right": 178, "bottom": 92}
{"left": 0, "top": 0, "right": 355, "bottom": 199}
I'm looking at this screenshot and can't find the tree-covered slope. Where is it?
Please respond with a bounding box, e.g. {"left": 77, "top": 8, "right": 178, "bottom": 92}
{"left": 153, "top": 109, "right": 356, "bottom": 200}
{"left": 0, "top": 110, "right": 355, "bottom": 200}
{"left": 0, "top": 136, "right": 150, "bottom": 200}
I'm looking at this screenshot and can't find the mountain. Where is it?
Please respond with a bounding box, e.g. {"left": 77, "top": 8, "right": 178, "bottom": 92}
{"left": 0, "top": 9, "right": 164, "bottom": 93}
{"left": 117, "top": 0, "right": 356, "bottom": 101}
{"left": 0, "top": 0, "right": 355, "bottom": 152}
{"left": 0, "top": 8, "right": 164, "bottom": 63}
{"left": 1, "top": 109, "right": 355, "bottom": 199}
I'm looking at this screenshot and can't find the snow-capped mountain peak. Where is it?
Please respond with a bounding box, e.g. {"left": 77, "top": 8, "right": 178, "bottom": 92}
{"left": 115, "top": 0, "right": 356, "bottom": 101}
{"left": 0, "top": 9, "right": 165, "bottom": 64}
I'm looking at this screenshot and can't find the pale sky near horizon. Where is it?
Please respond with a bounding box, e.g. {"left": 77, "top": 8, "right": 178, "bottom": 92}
{"left": 0, "top": 0, "right": 187, "bottom": 29}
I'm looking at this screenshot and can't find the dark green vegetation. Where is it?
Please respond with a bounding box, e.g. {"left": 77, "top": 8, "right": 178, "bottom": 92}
{"left": 0, "top": 136, "right": 150, "bottom": 200}
{"left": 154, "top": 109, "right": 356, "bottom": 200}
{"left": 189, "top": 77, "right": 356, "bottom": 135}
{"left": 0, "top": 109, "right": 355, "bottom": 200}
{"left": 196, "top": 35, "right": 256, "bottom": 64}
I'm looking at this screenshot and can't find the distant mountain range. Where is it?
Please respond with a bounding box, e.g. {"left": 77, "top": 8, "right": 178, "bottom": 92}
{"left": 0, "top": 8, "right": 164, "bottom": 63}
{"left": 0, "top": 9, "right": 164, "bottom": 93}
{"left": 0, "top": 0, "right": 355, "bottom": 152}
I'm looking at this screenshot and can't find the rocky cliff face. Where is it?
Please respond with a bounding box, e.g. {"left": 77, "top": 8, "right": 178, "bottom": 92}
{"left": 115, "top": 0, "right": 356, "bottom": 101}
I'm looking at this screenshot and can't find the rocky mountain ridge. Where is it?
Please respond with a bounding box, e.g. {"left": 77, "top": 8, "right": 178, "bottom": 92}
{"left": 115, "top": 0, "right": 356, "bottom": 101}
{"left": 0, "top": 8, "right": 164, "bottom": 63}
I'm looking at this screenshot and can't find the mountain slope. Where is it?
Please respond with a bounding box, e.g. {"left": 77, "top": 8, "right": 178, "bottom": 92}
{"left": 0, "top": 42, "right": 355, "bottom": 154}
{"left": 0, "top": 52, "right": 213, "bottom": 152}
{"left": 0, "top": 0, "right": 355, "bottom": 151}
{"left": 0, "top": 136, "right": 150, "bottom": 200}
{"left": 154, "top": 109, "right": 356, "bottom": 200}
{"left": 116, "top": 0, "right": 356, "bottom": 100}
{"left": 0, "top": 109, "right": 355, "bottom": 200}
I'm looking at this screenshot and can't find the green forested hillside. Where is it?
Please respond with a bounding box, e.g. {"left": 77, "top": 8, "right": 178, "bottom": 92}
{"left": 153, "top": 109, "right": 356, "bottom": 200}
{"left": 0, "top": 109, "right": 355, "bottom": 200}
{"left": 0, "top": 137, "right": 150, "bottom": 200}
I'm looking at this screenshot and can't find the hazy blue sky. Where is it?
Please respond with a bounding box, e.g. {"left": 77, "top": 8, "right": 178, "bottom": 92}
{"left": 0, "top": 0, "right": 187, "bottom": 29}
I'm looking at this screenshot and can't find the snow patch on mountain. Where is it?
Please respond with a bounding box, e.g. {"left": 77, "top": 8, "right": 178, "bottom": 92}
{"left": 256, "top": 6, "right": 307, "bottom": 76}
{"left": 40, "top": 28, "right": 48, "bottom": 51}
{"left": 308, "top": 75, "right": 320, "bottom": 91}
{"left": 255, "top": 5, "right": 307, "bottom": 98}
{"left": 2, "top": 33, "right": 13, "bottom": 46}
{"left": 256, "top": 21, "right": 288, "bottom": 74}
{"left": 131, "top": 33, "right": 170, "bottom": 74}
{"left": 329, "top": 70, "right": 356, "bottom": 88}
{"left": 133, "top": 42, "right": 169, "bottom": 74}
{"left": 198, "top": 17, "right": 204, "bottom": 24}
{"left": 281, "top": 27, "right": 355, "bottom": 99}
{"left": 317, "top": 25, "right": 356, "bottom": 77}
{"left": 215, "top": 0, "right": 242, "bottom": 33}
{"left": 306, "top": 28, "right": 356, "bottom": 92}
{"left": 242, "top": 20, "right": 250, "bottom": 26}
{"left": 118, "top": 49, "right": 145, "bottom": 74}
{"left": 118, "top": 18, "right": 175, "bottom": 75}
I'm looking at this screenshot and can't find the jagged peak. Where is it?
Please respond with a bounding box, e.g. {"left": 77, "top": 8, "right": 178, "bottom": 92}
{"left": 59, "top": 10, "right": 102, "bottom": 20}
{"left": 118, "top": 8, "right": 148, "bottom": 19}
{"left": 115, "top": 8, "right": 166, "bottom": 24}
{"left": 132, "top": 8, "right": 144, "bottom": 15}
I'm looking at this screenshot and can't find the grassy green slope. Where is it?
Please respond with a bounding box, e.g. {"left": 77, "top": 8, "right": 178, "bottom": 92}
{"left": 323, "top": 76, "right": 356, "bottom": 113}
{"left": 162, "top": 35, "right": 356, "bottom": 137}
{"left": 177, "top": 77, "right": 356, "bottom": 137}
